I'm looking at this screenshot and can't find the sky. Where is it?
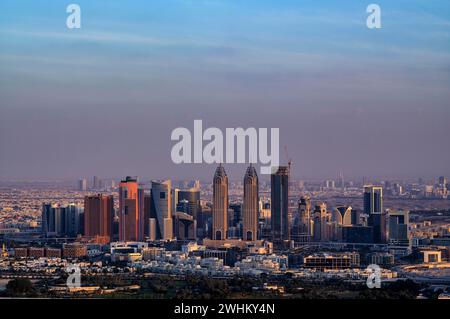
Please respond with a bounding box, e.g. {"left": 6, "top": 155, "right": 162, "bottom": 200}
{"left": 0, "top": 0, "right": 449, "bottom": 181}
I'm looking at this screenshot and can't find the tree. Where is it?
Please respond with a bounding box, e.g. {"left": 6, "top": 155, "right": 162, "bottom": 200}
{"left": 6, "top": 278, "right": 35, "bottom": 296}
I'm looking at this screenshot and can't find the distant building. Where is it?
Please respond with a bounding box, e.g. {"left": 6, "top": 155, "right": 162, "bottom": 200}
{"left": 342, "top": 225, "right": 373, "bottom": 243}
{"left": 388, "top": 210, "right": 410, "bottom": 246}
{"left": 212, "top": 164, "right": 228, "bottom": 240}
{"left": 173, "top": 211, "right": 196, "bottom": 240}
{"left": 243, "top": 165, "right": 258, "bottom": 241}
{"left": 313, "top": 203, "right": 330, "bottom": 242}
{"left": 367, "top": 252, "right": 394, "bottom": 266}
{"left": 119, "top": 176, "right": 144, "bottom": 241}
{"left": 303, "top": 253, "right": 358, "bottom": 271}
{"left": 63, "top": 243, "right": 87, "bottom": 259}
{"left": 292, "top": 195, "right": 312, "bottom": 243}
{"left": 84, "top": 194, "right": 114, "bottom": 242}
{"left": 78, "top": 178, "right": 87, "bottom": 191}
{"left": 178, "top": 188, "right": 201, "bottom": 220}
{"left": 332, "top": 206, "right": 353, "bottom": 226}
{"left": 271, "top": 166, "right": 289, "bottom": 241}
{"left": 365, "top": 186, "right": 386, "bottom": 243}
{"left": 150, "top": 180, "right": 173, "bottom": 240}
{"left": 41, "top": 203, "right": 82, "bottom": 238}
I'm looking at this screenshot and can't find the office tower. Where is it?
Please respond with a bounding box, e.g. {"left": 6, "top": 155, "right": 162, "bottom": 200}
{"left": 212, "top": 164, "right": 228, "bottom": 240}
{"left": 172, "top": 188, "right": 179, "bottom": 216}
{"left": 325, "top": 180, "right": 335, "bottom": 189}
{"left": 178, "top": 188, "right": 201, "bottom": 221}
{"left": 438, "top": 176, "right": 447, "bottom": 186}
{"left": 296, "top": 195, "right": 312, "bottom": 242}
{"left": 42, "top": 203, "right": 56, "bottom": 237}
{"left": 65, "top": 203, "right": 82, "bottom": 237}
{"left": 143, "top": 192, "right": 152, "bottom": 237}
{"left": 42, "top": 203, "right": 82, "bottom": 238}
{"left": 84, "top": 194, "right": 114, "bottom": 240}
{"left": 337, "top": 171, "right": 345, "bottom": 189}
{"left": 313, "top": 203, "right": 330, "bottom": 242}
{"left": 364, "top": 185, "right": 383, "bottom": 214}
{"left": 119, "top": 176, "right": 140, "bottom": 241}
{"left": 271, "top": 166, "right": 289, "bottom": 241}
{"left": 78, "top": 178, "right": 87, "bottom": 191}
{"left": 243, "top": 165, "right": 258, "bottom": 241}
{"left": 365, "top": 185, "right": 386, "bottom": 243}
{"left": 173, "top": 212, "right": 197, "bottom": 240}
{"left": 332, "top": 206, "right": 353, "bottom": 226}
{"left": 388, "top": 210, "right": 410, "bottom": 246}
{"left": 93, "top": 176, "right": 101, "bottom": 189}
{"left": 150, "top": 180, "right": 173, "bottom": 240}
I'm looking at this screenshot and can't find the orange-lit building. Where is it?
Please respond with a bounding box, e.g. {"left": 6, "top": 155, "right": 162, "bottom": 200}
{"left": 84, "top": 194, "right": 114, "bottom": 242}
{"left": 119, "top": 176, "right": 145, "bottom": 241}
{"left": 63, "top": 243, "right": 87, "bottom": 258}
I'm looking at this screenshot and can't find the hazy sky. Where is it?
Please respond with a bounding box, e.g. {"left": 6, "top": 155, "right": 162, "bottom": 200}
{"left": 1, "top": 0, "right": 449, "bottom": 181}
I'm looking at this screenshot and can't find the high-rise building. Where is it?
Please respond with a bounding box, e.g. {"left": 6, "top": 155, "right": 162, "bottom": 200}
{"left": 337, "top": 171, "right": 345, "bottom": 190}
{"left": 84, "top": 194, "right": 114, "bottom": 241}
{"left": 178, "top": 188, "right": 201, "bottom": 220}
{"left": 42, "top": 203, "right": 56, "bottom": 237}
{"left": 42, "top": 203, "right": 82, "bottom": 238}
{"left": 119, "top": 176, "right": 141, "bottom": 241}
{"left": 212, "top": 164, "right": 228, "bottom": 240}
{"left": 364, "top": 185, "right": 383, "bottom": 214}
{"left": 173, "top": 212, "right": 196, "bottom": 240}
{"left": 365, "top": 185, "right": 386, "bottom": 243}
{"left": 65, "top": 203, "right": 82, "bottom": 237}
{"left": 243, "top": 165, "right": 258, "bottom": 241}
{"left": 93, "top": 176, "right": 101, "bottom": 189}
{"left": 295, "top": 195, "right": 312, "bottom": 243}
{"left": 150, "top": 180, "right": 173, "bottom": 240}
{"left": 78, "top": 178, "right": 87, "bottom": 191}
{"left": 388, "top": 210, "right": 410, "bottom": 246}
{"left": 271, "top": 166, "right": 289, "bottom": 241}
{"left": 332, "top": 206, "right": 353, "bottom": 226}
{"left": 143, "top": 192, "right": 152, "bottom": 237}
{"left": 313, "top": 203, "right": 330, "bottom": 242}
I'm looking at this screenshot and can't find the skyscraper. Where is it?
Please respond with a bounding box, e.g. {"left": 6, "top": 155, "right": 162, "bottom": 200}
{"left": 78, "top": 178, "right": 87, "bottom": 191}
{"left": 365, "top": 185, "right": 386, "bottom": 243}
{"left": 93, "top": 176, "right": 101, "bottom": 189}
{"left": 271, "top": 166, "right": 289, "bottom": 241}
{"left": 178, "top": 188, "right": 201, "bottom": 220}
{"left": 388, "top": 210, "right": 410, "bottom": 246}
{"left": 297, "top": 195, "right": 312, "bottom": 243}
{"left": 364, "top": 185, "right": 383, "bottom": 214}
{"left": 41, "top": 203, "right": 82, "bottom": 238}
{"left": 119, "top": 176, "right": 140, "bottom": 241}
{"left": 212, "top": 164, "right": 228, "bottom": 240}
{"left": 84, "top": 194, "right": 114, "bottom": 241}
{"left": 313, "top": 202, "right": 330, "bottom": 242}
{"left": 243, "top": 165, "right": 258, "bottom": 241}
{"left": 150, "top": 180, "right": 173, "bottom": 240}
{"left": 65, "top": 203, "right": 83, "bottom": 238}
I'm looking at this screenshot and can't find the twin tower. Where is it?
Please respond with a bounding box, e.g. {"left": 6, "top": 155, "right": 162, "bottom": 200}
{"left": 212, "top": 164, "right": 258, "bottom": 241}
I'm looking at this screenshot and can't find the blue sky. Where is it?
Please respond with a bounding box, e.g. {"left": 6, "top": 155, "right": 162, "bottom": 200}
{"left": 0, "top": 0, "right": 449, "bottom": 180}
